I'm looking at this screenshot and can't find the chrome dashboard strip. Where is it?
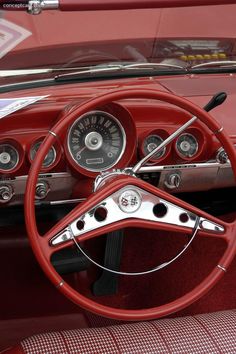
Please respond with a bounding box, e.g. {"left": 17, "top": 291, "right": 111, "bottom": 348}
{"left": 12, "top": 172, "right": 71, "bottom": 180}
{"left": 138, "top": 161, "right": 229, "bottom": 173}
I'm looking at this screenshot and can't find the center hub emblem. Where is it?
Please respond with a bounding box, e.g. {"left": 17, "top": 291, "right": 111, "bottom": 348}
{"left": 118, "top": 189, "right": 142, "bottom": 213}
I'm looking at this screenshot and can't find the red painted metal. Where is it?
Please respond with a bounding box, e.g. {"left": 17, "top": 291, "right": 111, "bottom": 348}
{"left": 2, "top": 0, "right": 236, "bottom": 12}
{"left": 59, "top": 0, "right": 236, "bottom": 11}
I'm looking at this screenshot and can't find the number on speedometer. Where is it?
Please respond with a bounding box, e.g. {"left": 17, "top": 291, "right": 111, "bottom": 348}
{"left": 67, "top": 111, "right": 126, "bottom": 172}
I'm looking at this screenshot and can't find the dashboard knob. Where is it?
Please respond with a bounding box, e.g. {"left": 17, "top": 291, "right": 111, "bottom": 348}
{"left": 165, "top": 173, "right": 181, "bottom": 189}
{"left": 35, "top": 181, "right": 49, "bottom": 199}
{"left": 216, "top": 148, "right": 228, "bottom": 164}
{"left": 0, "top": 185, "right": 13, "bottom": 202}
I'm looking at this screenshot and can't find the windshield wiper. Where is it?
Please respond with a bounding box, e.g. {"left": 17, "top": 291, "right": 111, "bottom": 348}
{"left": 0, "top": 63, "right": 185, "bottom": 79}
{"left": 0, "top": 62, "right": 186, "bottom": 93}
{"left": 191, "top": 60, "right": 236, "bottom": 69}
{"left": 0, "top": 67, "right": 97, "bottom": 78}
{"left": 54, "top": 62, "right": 186, "bottom": 81}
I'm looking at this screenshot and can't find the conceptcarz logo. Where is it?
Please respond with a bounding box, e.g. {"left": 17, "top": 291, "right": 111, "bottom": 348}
{"left": 0, "top": 1, "right": 29, "bottom": 10}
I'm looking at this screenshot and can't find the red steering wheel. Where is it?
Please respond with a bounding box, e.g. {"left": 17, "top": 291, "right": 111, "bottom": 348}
{"left": 25, "top": 89, "right": 236, "bottom": 321}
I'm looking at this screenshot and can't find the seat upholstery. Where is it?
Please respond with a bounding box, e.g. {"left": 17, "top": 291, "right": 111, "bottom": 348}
{"left": 3, "top": 310, "right": 236, "bottom": 354}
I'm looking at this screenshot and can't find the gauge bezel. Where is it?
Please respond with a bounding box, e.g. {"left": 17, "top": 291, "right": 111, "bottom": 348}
{"left": 0, "top": 139, "right": 24, "bottom": 174}
{"left": 175, "top": 132, "right": 199, "bottom": 159}
{"left": 67, "top": 110, "right": 127, "bottom": 173}
{"left": 28, "top": 136, "right": 61, "bottom": 171}
{"left": 142, "top": 134, "right": 166, "bottom": 160}
{"left": 140, "top": 129, "right": 170, "bottom": 163}
{"left": 0, "top": 144, "right": 19, "bottom": 172}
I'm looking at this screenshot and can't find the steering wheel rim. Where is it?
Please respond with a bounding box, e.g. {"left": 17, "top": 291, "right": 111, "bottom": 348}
{"left": 25, "top": 88, "right": 236, "bottom": 321}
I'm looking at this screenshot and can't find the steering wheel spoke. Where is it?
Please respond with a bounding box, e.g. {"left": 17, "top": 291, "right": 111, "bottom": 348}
{"left": 48, "top": 175, "right": 227, "bottom": 252}
{"left": 50, "top": 184, "right": 197, "bottom": 247}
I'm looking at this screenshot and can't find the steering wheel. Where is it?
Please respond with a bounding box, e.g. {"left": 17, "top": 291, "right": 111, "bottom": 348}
{"left": 25, "top": 89, "right": 236, "bottom": 321}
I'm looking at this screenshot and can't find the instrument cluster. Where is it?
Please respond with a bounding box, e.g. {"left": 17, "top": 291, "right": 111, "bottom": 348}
{"left": 0, "top": 112, "right": 210, "bottom": 176}
{"left": 139, "top": 127, "right": 206, "bottom": 164}
{"left": 0, "top": 136, "right": 62, "bottom": 175}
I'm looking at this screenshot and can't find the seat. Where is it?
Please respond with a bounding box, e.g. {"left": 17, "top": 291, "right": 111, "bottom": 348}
{"left": 3, "top": 310, "right": 236, "bottom": 354}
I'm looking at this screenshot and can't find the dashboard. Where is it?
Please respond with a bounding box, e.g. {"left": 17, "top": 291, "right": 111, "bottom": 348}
{"left": 0, "top": 77, "right": 235, "bottom": 207}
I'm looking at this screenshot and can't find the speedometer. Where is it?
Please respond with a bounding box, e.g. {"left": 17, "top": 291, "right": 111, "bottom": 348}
{"left": 67, "top": 111, "right": 126, "bottom": 172}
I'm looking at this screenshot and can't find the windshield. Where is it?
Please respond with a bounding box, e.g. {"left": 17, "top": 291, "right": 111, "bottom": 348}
{"left": 1, "top": 4, "right": 236, "bottom": 74}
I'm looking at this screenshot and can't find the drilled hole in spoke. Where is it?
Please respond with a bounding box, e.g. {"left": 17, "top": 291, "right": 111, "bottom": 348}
{"left": 179, "top": 213, "right": 189, "bottom": 223}
{"left": 153, "top": 203, "right": 168, "bottom": 218}
{"left": 77, "top": 220, "right": 85, "bottom": 230}
{"left": 94, "top": 206, "right": 107, "bottom": 222}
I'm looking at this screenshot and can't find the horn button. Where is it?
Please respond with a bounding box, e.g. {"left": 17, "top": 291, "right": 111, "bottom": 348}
{"left": 118, "top": 189, "right": 142, "bottom": 213}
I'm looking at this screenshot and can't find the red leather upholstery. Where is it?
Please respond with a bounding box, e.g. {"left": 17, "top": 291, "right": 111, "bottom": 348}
{"left": 3, "top": 310, "right": 236, "bottom": 353}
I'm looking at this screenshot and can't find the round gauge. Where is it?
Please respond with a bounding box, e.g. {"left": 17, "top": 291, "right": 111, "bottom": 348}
{"left": 0, "top": 144, "right": 19, "bottom": 171}
{"left": 67, "top": 111, "right": 126, "bottom": 172}
{"left": 176, "top": 133, "right": 198, "bottom": 158}
{"left": 142, "top": 135, "right": 166, "bottom": 160}
{"left": 30, "top": 141, "right": 56, "bottom": 168}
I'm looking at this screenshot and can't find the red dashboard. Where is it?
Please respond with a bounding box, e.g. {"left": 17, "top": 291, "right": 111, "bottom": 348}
{"left": 0, "top": 74, "right": 235, "bottom": 206}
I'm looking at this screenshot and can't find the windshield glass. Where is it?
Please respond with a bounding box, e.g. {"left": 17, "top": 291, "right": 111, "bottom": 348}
{"left": 1, "top": 4, "right": 236, "bottom": 73}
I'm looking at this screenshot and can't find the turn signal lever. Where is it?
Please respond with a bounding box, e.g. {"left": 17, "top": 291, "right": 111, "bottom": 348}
{"left": 132, "top": 92, "right": 227, "bottom": 174}
{"left": 203, "top": 92, "right": 227, "bottom": 112}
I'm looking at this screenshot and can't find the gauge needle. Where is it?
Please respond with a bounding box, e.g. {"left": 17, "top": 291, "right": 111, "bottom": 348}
{"left": 76, "top": 146, "right": 86, "bottom": 160}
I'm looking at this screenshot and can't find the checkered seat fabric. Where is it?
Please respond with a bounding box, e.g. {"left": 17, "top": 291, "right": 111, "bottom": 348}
{"left": 3, "top": 310, "right": 236, "bottom": 353}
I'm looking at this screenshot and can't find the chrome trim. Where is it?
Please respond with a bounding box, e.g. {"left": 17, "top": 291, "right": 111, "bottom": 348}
{"left": 0, "top": 69, "right": 53, "bottom": 78}
{"left": 67, "top": 111, "right": 126, "bottom": 173}
{"left": 49, "top": 198, "right": 86, "bottom": 205}
{"left": 217, "top": 264, "right": 227, "bottom": 273}
{"left": 215, "top": 126, "right": 224, "bottom": 135}
{"left": 56, "top": 62, "right": 185, "bottom": 80}
{"left": 51, "top": 185, "right": 205, "bottom": 247}
{"left": 192, "top": 61, "right": 236, "bottom": 69}
{"left": 164, "top": 173, "right": 181, "bottom": 189}
{"left": 0, "top": 185, "right": 14, "bottom": 203}
{"left": 138, "top": 161, "right": 228, "bottom": 173}
{"left": 28, "top": 0, "right": 58, "bottom": 14}
{"left": 51, "top": 184, "right": 205, "bottom": 275}
{"left": 94, "top": 169, "right": 133, "bottom": 192}
{"left": 56, "top": 281, "right": 64, "bottom": 288}
{"left": 84, "top": 131, "right": 103, "bottom": 151}
{"left": 199, "top": 219, "right": 224, "bottom": 233}
{"left": 49, "top": 130, "right": 57, "bottom": 138}
{"left": 124, "top": 62, "right": 185, "bottom": 70}
{"left": 53, "top": 228, "right": 72, "bottom": 245}
{"left": 35, "top": 181, "right": 50, "bottom": 200}
{"left": 12, "top": 172, "right": 71, "bottom": 180}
